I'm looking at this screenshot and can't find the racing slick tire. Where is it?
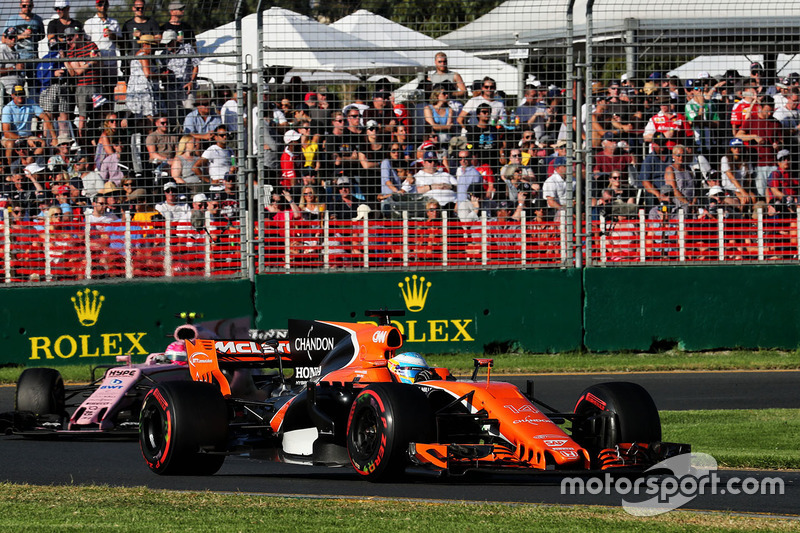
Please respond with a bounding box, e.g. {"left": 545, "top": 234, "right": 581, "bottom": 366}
{"left": 15, "top": 368, "right": 65, "bottom": 416}
{"left": 346, "top": 383, "right": 433, "bottom": 482}
{"left": 139, "top": 381, "right": 228, "bottom": 476}
{"left": 572, "top": 381, "right": 661, "bottom": 464}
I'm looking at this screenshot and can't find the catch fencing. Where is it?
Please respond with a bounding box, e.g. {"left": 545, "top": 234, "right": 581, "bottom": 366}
{"left": 3, "top": 1, "right": 800, "bottom": 283}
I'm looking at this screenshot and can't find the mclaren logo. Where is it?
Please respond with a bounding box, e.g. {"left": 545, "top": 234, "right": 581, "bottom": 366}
{"left": 190, "top": 352, "right": 213, "bottom": 365}
{"left": 398, "top": 275, "right": 431, "bottom": 312}
{"left": 72, "top": 288, "right": 105, "bottom": 327}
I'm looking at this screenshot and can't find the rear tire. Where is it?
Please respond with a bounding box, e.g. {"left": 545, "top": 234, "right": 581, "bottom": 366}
{"left": 572, "top": 381, "right": 661, "bottom": 464}
{"left": 346, "top": 383, "right": 433, "bottom": 482}
{"left": 15, "top": 368, "right": 65, "bottom": 415}
{"left": 139, "top": 381, "right": 228, "bottom": 475}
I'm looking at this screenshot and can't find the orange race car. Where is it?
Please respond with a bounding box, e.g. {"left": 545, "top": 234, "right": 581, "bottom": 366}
{"left": 139, "top": 310, "right": 688, "bottom": 481}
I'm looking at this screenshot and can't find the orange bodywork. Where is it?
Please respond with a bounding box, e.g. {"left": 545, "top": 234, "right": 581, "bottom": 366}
{"left": 412, "top": 380, "right": 590, "bottom": 471}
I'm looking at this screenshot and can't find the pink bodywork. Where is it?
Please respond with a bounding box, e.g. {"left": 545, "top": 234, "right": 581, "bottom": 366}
{"left": 68, "top": 356, "right": 188, "bottom": 431}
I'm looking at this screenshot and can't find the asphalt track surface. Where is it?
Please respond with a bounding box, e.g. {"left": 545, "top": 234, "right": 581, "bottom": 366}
{"left": 1, "top": 371, "right": 799, "bottom": 517}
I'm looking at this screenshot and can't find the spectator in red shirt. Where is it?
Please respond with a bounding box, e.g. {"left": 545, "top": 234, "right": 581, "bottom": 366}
{"left": 280, "top": 129, "right": 301, "bottom": 193}
{"left": 767, "top": 150, "right": 798, "bottom": 205}
{"left": 735, "top": 102, "right": 783, "bottom": 199}
{"left": 730, "top": 87, "right": 760, "bottom": 137}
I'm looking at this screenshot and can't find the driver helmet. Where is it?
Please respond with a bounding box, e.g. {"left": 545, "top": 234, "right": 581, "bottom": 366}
{"left": 387, "top": 352, "right": 429, "bottom": 384}
{"left": 164, "top": 341, "right": 187, "bottom": 362}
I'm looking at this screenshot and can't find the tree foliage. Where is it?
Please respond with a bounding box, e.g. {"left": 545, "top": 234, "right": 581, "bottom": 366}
{"left": 116, "top": 0, "right": 504, "bottom": 39}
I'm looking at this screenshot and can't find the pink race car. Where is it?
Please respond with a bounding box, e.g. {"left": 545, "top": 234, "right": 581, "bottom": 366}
{"left": 4, "top": 321, "right": 200, "bottom": 439}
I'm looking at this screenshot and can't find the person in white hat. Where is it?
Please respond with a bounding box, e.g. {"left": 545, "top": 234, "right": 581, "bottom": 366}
{"left": 280, "top": 129, "right": 301, "bottom": 192}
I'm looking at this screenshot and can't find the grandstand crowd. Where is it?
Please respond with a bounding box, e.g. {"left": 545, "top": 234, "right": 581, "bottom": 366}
{"left": 2, "top": 0, "right": 800, "bottom": 277}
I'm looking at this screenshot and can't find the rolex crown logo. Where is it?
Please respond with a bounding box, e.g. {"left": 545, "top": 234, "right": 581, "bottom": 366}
{"left": 71, "top": 288, "right": 105, "bottom": 327}
{"left": 398, "top": 275, "right": 431, "bottom": 313}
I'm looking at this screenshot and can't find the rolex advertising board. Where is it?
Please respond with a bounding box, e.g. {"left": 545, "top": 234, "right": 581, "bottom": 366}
{"left": 254, "top": 270, "right": 582, "bottom": 354}
{"left": 0, "top": 281, "right": 252, "bottom": 367}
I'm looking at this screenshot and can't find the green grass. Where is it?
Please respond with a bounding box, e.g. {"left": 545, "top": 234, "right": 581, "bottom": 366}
{"left": 2, "top": 349, "right": 799, "bottom": 384}
{"left": 661, "top": 409, "right": 800, "bottom": 470}
{"left": 0, "top": 484, "right": 797, "bottom": 532}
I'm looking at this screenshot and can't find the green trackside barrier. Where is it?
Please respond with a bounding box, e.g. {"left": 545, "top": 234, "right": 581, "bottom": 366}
{"left": 0, "top": 280, "right": 253, "bottom": 367}
{"left": 254, "top": 270, "right": 584, "bottom": 354}
{"left": 584, "top": 265, "right": 800, "bottom": 351}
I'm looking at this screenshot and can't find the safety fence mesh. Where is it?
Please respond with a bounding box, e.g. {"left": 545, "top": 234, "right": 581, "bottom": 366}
{"left": 2, "top": 0, "right": 800, "bottom": 282}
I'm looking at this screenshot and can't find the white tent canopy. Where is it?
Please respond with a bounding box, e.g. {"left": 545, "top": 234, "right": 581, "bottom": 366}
{"left": 196, "top": 8, "right": 422, "bottom": 85}
{"left": 669, "top": 55, "right": 800, "bottom": 80}
{"left": 331, "top": 9, "right": 520, "bottom": 94}
{"left": 440, "top": 0, "right": 800, "bottom": 49}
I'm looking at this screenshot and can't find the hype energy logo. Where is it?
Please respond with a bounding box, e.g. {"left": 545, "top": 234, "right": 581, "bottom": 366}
{"left": 28, "top": 288, "right": 149, "bottom": 361}
{"left": 363, "top": 275, "right": 475, "bottom": 344}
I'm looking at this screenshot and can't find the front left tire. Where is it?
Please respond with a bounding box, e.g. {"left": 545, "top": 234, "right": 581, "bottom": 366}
{"left": 139, "top": 381, "right": 229, "bottom": 475}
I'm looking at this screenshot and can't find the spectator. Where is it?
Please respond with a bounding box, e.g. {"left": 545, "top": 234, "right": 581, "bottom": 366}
{"left": 683, "top": 79, "right": 719, "bottom": 156}
{"left": 414, "top": 150, "right": 457, "bottom": 208}
{"left": 379, "top": 142, "right": 404, "bottom": 214}
{"left": 280, "top": 129, "right": 300, "bottom": 193}
{"left": 83, "top": 0, "right": 120, "bottom": 96}
{"left": 95, "top": 112, "right": 124, "bottom": 186}
{"left": 4, "top": 0, "right": 45, "bottom": 93}
{"left": 392, "top": 123, "right": 414, "bottom": 162}
{"left": 424, "top": 84, "right": 455, "bottom": 145}
{"left": 340, "top": 106, "right": 364, "bottom": 178}
{"left": 362, "top": 89, "right": 396, "bottom": 135}
{"left": 457, "top": 76, "right": 506, "bottom": 127}
{"left": 427, "top": 52, "right": 466, "bottom": 99}
{"left": 328, "top": 177, "right": 358, "bottom": 220}
{"left": 63, "top": 27, "right": 100, "bottom": 139}
{"left": 730, "top": 86, "right": 760, "bottom": 137}
{"left": 189, "top": 191, "right": 206, "bottom": 229}
{"left": 170, "top": 134, "right": 204, "bottom": 191}
{"left": 773, "top": 88, "right": 800, "bottom": 146}
{"left": 121, "top": 1, "right": 159, "bottom": 77}
{"left": 36, "top": 40, "right": 71, "bottom": 138}
{"left": 767, "top": 150, "right": 798, "bottom": 205}
{"left": 638, "top": 133, "right": 671, "bottom": 206}
{"left": 47, "top": 133, "right": 77, "bottom": 175}
{"left": 145, "top": 116, "right": 177, "bottom": 168}
{"left": 719, "top": 138, "right": 755, "bottom": 206}
{"left": 735, "top": 102, "right": 782, "bottom": 199}
{"left": 158, "top": 29, "right": 199, "bottom": 126}
{"left": 86, "top": 192, "right": 119, "bottom": 224}
{"left": 2, "top": 85, "right": 54, "bottom": 171}
{"left": 46, "top": 0, "right": 82, "bottom": 47}
{"left": 155, "top": 181, "right": 189, "bottom": 221}
{"left": 220, "top": 88, "right": 239, "bottom": 137}
{"left": 0, "top": 27, "right": 24, "bottom": 105}
{"left": 160, "top": 2, "right": 195, "bottom": 46}
{"left": 664, "top": 144, "right": 695, "bottom": 210}
{"left": 465, "top": 102, "right": 505, "bottom": 171}
{"left": 594, "top": 132, "right": 634, "bottom": 184}
{"left": 194, "top": 125, "right": 233, "bottom": 192}
{"left": 125, "top": 34, "right": 157, "bottom": 123}
{"left": 182, "top": 93, "right": 221, "bottom": 141}
{"left": 298, "top": 185, "right": 325, "bottom": 219}
{"left": 457, "top": 182, "right": 491, "bottom": 222}
{"left": 267, "top": 189, "right": 301, "bottom": 222}
{"left": 642, "top": 93, "right": 693, "bottom": 150}
{"left": 297, "top": 121, "right": 320, "bottom": 178}
{"left": 543, "top": 157, "right": 569, "bottom": 215}
{"left": 455, "top": 149, "right": 483, "bottom": 202}
{"left": 358, "top": 120, "right": 385, "bottom": 206}
{"left": 320, "top": 110, "right": 345, "bottom": 178}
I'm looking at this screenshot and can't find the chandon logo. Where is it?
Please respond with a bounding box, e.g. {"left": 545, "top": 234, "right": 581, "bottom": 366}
{"left": 294, "top": 337, "right": 334, "bottom": 352}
